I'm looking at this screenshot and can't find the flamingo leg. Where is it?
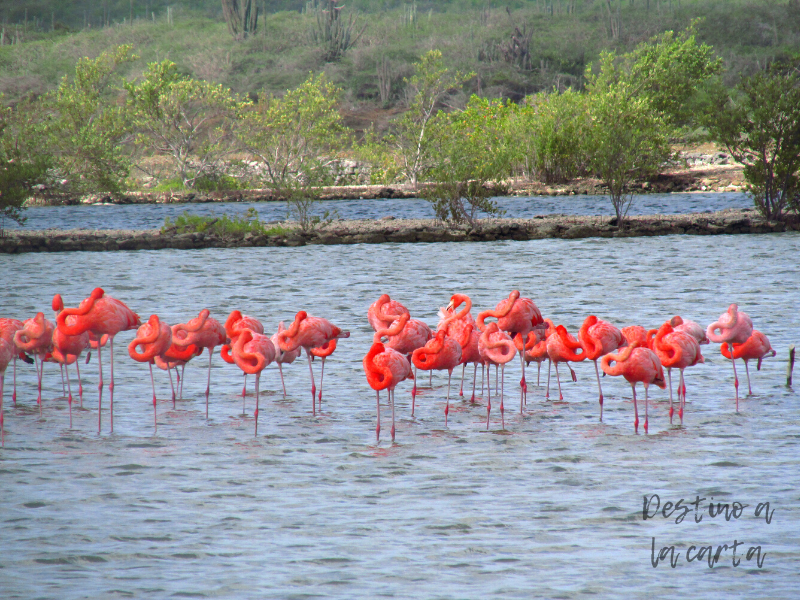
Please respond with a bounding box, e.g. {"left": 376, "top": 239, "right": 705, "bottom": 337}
{"left": 65, "top": 360, "right": 73, "bottom": 429}
{"left": 537, "top": 360, "right": 542, "bottom": 386}
{"left": 518, "top": 349, "right": 527, "bottom": 413}
{"left": 644, "top": 383, "right": 650, "bottom": 434}
{"left": 485, "top": 363, "right": 492, "bottom": 430}
{"left": 317, "top": 356, "right": 326, "bottom": 408}
{"left": 500, "top": 363, "right": 506, "bottom": 430}
{"left": 594, "top": 360, "right": 604, "bottom": 421}
{"left": 149, "top": 361, "right": 157, "bottom": 432}
{"left": 390, "top": 388, "right": 396, "bottom": 442}
{"left": 59, "top": 363, "right": 66, "bottom": 397}
{"left": 554, "top": 362, "right": 563, "bottom": 401}
{"left": 631, "top": 383, "right": 639, "bottom": 433}
{"left": 35, "top": 355, "right": 43, "bottom": 417}
{"left": 459, "top": 363, "right": 466, "bottom": 397}
{"left": 254, "top": 372, "right": 260, "bottom": 437}
{"left": 375, "top": 390, "right": 381, "bottom": 442}
{"left": 75, "top": 360, "right": 83, "bottom": 407}
{"left": 109, "top": 337, "right": 115, "bottom": 433}
{"left": 667, "top": 368, "right": 674, "bottom": 424}
{"left": 12, "top": 354, "right": 17, "bottom": 407}
{"left": 546, "top": 359, "right": 552, "bottom": 399}
{"left": 96, "top": 344, "right": 103, "bottom": 434}
{"left": 206, "top": 349, "right": 212, "bottom": 419}
{"left": 470, "top": 363, "right": 477, "bottom": 403}
{"left": 411, "top": 366, "right": 417, "bottom": 417}
{"left": 429, "top": 370, "right": 432, "bottom": 389}
{"left": 306, "top": 350, "right": 317, "bottom": 416}
{"left": 278, "top": 363, "right": 287, "bottom": 399}
{"left": 744, "top": 359, "right": 753, "bottom": 396}
{"left": 1, "top": 374, "right": 5, "bottom": 446}
{"left": 179, "top": 364, "right": 185, "bottom": 400}
{"left": 242, "top": 373, "right": 247, "bottom": 414}
{"left": 729, "top": 343, "right": 740, "bottom": 412}
{"left": 168, "top": 365, "right": 176, "bottom": 410}
{"left": 444, "top": 369, "right": 452, "bottom": 427}
{"left": 679, "top": 369, "right": 686, "bottom": 424}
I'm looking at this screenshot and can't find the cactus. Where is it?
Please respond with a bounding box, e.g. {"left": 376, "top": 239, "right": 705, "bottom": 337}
{"left": 222, "top": 0, "right": 258, "bottom": 41}
{"left": 308, "top": 0, "right": 366, "bottom": 62}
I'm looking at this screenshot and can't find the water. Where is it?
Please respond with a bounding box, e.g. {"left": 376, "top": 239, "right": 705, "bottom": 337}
{"left": 12, "top": 192, "right": 751, "bottom": 231}
{"left": 1, "top": 232, "right": 798, "bottom": 599}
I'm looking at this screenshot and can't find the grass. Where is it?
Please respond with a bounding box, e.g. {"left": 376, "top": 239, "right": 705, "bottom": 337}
{"left": 161, "top": 207, "right": 292, "bottom": 237}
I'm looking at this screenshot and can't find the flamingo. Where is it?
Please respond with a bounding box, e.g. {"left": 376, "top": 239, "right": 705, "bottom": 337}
{"left": 232, "top": 329, "right": 276, "bottom": 435}
{"left": 271, "top": 322, "right": 301, "bottom": 399}
{"left": 154, "top": 338, "right": 202, "bottom": 405}
{"left": 220, "top": 310, "right": 264, "bottom": 406}
{"left": 669, "top": 315, "right": 710, "bottom": 345}
{"left": 364, "top": 340, "right": 412, "bottom": 442}
{"left": 601, "top": 342, "right": 666, "bottom": 433}
{"left": 128, "top": 315, "right": 174, "bottom": 432}
{"left": 706, "top": 304, "right": 754, "bottom": 411}
{"left": 545, "top": 325, "right": 585, "bottom": 401}
{"left": 478, "top": 322, "right": 516, "bottom": 430}
{"left": 367, "top": 294, "right": 409, "bottom": 332}
{"left": 0, "top": 318, "right": 26, "bottom": 446}
{"left": 523, "top": 318, "right": 555, "bottom": 386}
{"left": 49, "top": 298, "right": 91, "bottom": 427}
{"left": 376, "top": 311, "right": 433, "bottom": 404}
{"left": 621, "top": 325, "right": 649, "bottom": 348}
{"left": 56, "top": 288, "right": 140, "bottom": 433}
{"left": 411, "top": 330, "right": 462, "bottom": 425}
{"left": 276, "top": 311, "right": 350, "bottom": 416}
{"left": 579, "top": 315, "right": 626, "bottom": 420}
{"left": 477, "top": 290, "right": 544, "bottom": 413}
{"left": 651, "top": 321, "right": 704, "bottom": 425}
{"left": 13, "top": 313, "right": 55, "bottom": 417}
{"left": 720, "top": 330, "right": 775, "bottom": 396}
{"left": 171, "top": 309, "right": 226, "bottom": 418}
{"left": 438, "top": 294, "right": 479, "bottom": 401}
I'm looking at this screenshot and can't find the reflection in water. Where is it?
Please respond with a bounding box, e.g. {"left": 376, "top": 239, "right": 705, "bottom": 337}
{"left": 15, "top": 192, "right": 751, "bottom": 231}
{"left": 1, "top": 233, "right": 798, "bottom": 599}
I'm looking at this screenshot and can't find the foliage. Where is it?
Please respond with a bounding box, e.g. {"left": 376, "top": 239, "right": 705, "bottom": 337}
{"left": 584, "top": 84, "right": 673, "bottom": 225}
{"left": 509, "top": 89, "right": 590, "bottom": 183}
{"left": 0, "top": 100, "right": 50, "bottom": 233}
{"left": 39, "top": 45, "right": 136, "bottom": 196}
{"left": 236, "top": 73, "right": 346, "bottom": 230}
{"left": 161, "top": 207, "right": 290, "bottom": 238}
{"left": 308, "top": 0, "right": 366, "bottom": 62}
{"left": 388, "top": 50, "right": 473, "bottom": 188}
{"left": 705, "top": 69, "right": 800, "bottom": 221}
{"left": 124, "top": 59, "right": 242, "bottom": 188}
{"left": 422, "top": 95, "right": 511, "bottom": 227}
{"left": 586, "top": 23, "right": 723, "bottom": 130}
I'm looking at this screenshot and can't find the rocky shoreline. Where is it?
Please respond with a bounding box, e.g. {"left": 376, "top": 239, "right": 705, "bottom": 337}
{"left": 2, "top": 208, "right": 796, "bottom": 254}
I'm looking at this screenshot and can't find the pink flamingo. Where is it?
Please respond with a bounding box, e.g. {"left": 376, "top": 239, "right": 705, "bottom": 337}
{"left": 13, "top": 313, "right": 55, "bottom": 417}
{"left": 232, "top": 329, "right": 276, "bottom": 435}
{"left": 669, "top": 315, "right": 709, "bottom": 345}
{"left": 478, "top": 290, "right": 544, "bottom": 412}
{"left": 411, "top": 330, "right": 462, "bottom": 425}
{"left": 523, "top": 318, "right": 555, "bottom": 386}
{"left": 367, "top": 294, "right": 409, "bottom": 332}
{"left": 128, "top": 315, "right": 174, "bottom": 432}
{"left": 0, "top": 318, "right": 26, "bottom": 446}
{"left": 601, "top": 342, "right": 666, "bottom": 433}
{"left": 271, "top": 322, "right": 301, "bottom": 399}
{"left": 545, "top": 325, "right": 585, "bottom": 400}
{"left": 56, "top": 288, "right": 140, "bottom": 433}
{"left": 221, "top": 310, "right": 264, "bottom": 406}
{"left": 621, "top": 325, "right": 650, "bottom": 349}
{"left": 376, "top": 311, "right": 433, "bottom": 402}
{"left": 172, "top": 309, "right": 226, "bottom": 418}
{"left": 478, "top": 322, "right": 516, "bottom": 429}
{"left": 154, "top": 339, "right": 201, "bottom": 405}
{"left": 439, "top": 294, "right": 479, "bottom": 401}
{"left": 364, "top": 340, "right": 412, "bottom": 442}
{"left": 50, "top": 296, "right": 91, "bottom": 427}
{"left": 651, "top": 321, "right": 704, "bottom": 425}
{"left": 276, "top": 311, "right": 350, "bottom": 415}
{"left": 706, "top": 304, "right": 754, "bottom": 411}
{"left": 579, "top": 315, "right": 626, "bottom": 420}
{"left": 720, "top": 330, "right": 775, "bottom": 396}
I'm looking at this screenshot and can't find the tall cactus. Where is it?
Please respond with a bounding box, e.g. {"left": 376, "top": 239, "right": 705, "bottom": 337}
{"left": 308, "top": 0, "right": 366, "bottom": 62}
{"left": 222, "top": 0, "right": 258, "bottom": 41}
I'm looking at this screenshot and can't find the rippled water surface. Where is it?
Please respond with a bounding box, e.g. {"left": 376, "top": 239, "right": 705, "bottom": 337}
{"left": 14, "top": 192, "right": 750, "bottom": 230}
{"left": 1, "top": 233, "right": 798, "bottom": 599}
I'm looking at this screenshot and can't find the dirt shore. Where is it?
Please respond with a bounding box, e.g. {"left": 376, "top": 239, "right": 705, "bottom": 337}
{"left": 2, "top": 207, "right": 796, "bottom": 255}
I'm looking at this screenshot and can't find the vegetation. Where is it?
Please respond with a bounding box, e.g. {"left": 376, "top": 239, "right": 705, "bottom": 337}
{"left": 161, "top": 207, "right": 291, "bottom": 238}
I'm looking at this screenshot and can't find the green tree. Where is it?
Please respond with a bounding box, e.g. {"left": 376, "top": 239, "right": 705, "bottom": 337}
{"left": 509, "top": 89, "right": 590, "bottom": 184}
{"left": 389, "top": 50, "right": 473, "bottom": 188}
{"left": 422, "top": 96, "right": 511, "bottom": 227}
{"left": 124, "top": 60, "right": 242, "bottom": 188}
{"left": 584, "top": 84, "right": 673, "bottom": 225}
{"left": 235, "top": 73, "right": 349, "bottom": 230}
{"left": 587, "top": 23, "right": 722, "bottom": 130}
{"left": 705, "top": 69, "right": 800, "bottom": 221}
{"left": 0, "top": 100, "right": 50, "bottom": 233}
{"left": 42, "top": 45, "right": 136, "bottom": 196}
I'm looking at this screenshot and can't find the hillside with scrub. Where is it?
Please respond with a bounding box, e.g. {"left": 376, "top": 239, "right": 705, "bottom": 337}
{"left": 1, "top": 0, "right": 800, "bottom": 230}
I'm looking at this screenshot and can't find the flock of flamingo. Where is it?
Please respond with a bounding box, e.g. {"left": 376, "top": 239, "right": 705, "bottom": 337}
{"left": 0, "top": 287, "right": 777, "bottom": 445}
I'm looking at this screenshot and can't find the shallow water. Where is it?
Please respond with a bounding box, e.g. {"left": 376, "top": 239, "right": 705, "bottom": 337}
{"left": 1, "top": 232, "right": 798, "bottom": 599}
{"left": 13, "top": 192, "right": 750, "bottom": 231}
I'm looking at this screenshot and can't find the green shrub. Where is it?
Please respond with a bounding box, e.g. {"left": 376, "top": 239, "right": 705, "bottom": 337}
{"left": 161, "top": 207, "right": 292, "bottom": 237}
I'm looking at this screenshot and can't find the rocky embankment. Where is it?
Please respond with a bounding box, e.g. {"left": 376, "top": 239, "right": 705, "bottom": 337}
{"left": 2, "top": 208, "right": 796, "bottom": 254}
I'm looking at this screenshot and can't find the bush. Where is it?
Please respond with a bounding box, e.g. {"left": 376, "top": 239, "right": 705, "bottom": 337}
{"left": 161, "top": 207, "right": 290, "bottom": 237}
